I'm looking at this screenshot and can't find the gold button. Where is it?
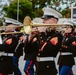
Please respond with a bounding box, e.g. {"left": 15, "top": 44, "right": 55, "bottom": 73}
{"left": 48, "top": 37, "right": 50, "bottom": 39}
{"left": 60, "top": 48, "right": 62, "bottom": 50}
{"left": 41, "top": 40, "right": 44, "bottom": 42}
{"left": 37, "top": 57, "right": 40, "bottom": 62}
{"left": 47, "top": 66, "right": 49, "bottom": 68}
{"left": 38, "top": 53, "right": 40, "bottom": 56}
{"left": 47, "top": 38, "right": 49, "bottom": 40}
{"left": 37, "top": 42, "right": 39, "bottom": 43}
{"left": 39, "top": 34, "right": 41, "bottom": 36}
{"left": 1, "top": 58, "right": 3, "bottom": 60}
{"left": 40, "top": 37, "right": 42, "bottom": 39}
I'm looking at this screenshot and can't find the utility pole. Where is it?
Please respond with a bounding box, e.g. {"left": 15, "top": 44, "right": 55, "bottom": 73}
{"left": 17, "top": 0, "right": 19, "bottom": 21}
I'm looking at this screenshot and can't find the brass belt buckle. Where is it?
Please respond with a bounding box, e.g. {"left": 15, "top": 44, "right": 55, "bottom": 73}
{"left": 37, "top": 57, "right": 40, "bottom": 62}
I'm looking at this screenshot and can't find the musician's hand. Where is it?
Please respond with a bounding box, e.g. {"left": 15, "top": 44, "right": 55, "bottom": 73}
{"left": 32, "top": 37, "right": 37, "bottom": 42}
{"left": 72, "top": 41, "right": 76, "bottom": 46}
{"left": 37, "top": 27, "right": 47, "bottom": 32}
{"left": 31, "top": 27, "right": 39, "bottom": 35}
{"left": 28, "top": 27, "right": 39, "bottom": 42}
{"left": 19, "top": 35, "right": 27, "bottom": 43}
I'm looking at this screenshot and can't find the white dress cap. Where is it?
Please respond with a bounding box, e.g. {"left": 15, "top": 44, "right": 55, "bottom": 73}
{"left": 4, "top": 17, "right": 22, "bottom": 25}
{"left": 42, "top": 7, "right": 62, "bottom": 19}
{"left": 63, "top": 21, "right": 74, "bottom": 26}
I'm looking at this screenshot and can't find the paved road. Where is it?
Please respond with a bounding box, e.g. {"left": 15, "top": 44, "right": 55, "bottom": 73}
{"left": 19, "top": 55, "right": 25, "bottom": 75}
{"left": 19, "top": 53, "right": 76, "bottom": 75}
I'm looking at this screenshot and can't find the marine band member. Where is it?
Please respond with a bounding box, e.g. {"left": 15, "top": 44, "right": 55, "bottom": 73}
{"left": 57, "top": 21, "right": 76, "bottom": 75}
{"left": 36, "top": 7, "right": 62, "bottom": 75}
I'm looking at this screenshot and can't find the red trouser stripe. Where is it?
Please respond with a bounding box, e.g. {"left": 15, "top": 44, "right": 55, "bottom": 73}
{"left": 25, "top": 61, "right": 33, "bottom": 75}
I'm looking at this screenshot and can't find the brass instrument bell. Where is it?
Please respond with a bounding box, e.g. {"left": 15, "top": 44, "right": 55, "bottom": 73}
{"left": 21, "top": 16, "right": 33, "bottom": 34}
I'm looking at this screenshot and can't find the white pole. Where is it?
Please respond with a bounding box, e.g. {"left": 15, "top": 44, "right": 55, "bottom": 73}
{"left": 71, "top": 4, "right": 73, "bottom": 22}
{"left": 17, "top": 0, "right": 19, "bottom": 21}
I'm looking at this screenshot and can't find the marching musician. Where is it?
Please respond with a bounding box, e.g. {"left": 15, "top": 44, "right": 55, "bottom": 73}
{"left": 57, "top": 21, "right": 76, "bottom": 75}
{"left": 23, "top": 26, "right": 39, "bottom": 75}
{"left": 0, "top": 18, "right": 23, "bottom": 75}
{"left": 5, "top": 18, "right": 24, "bottom": 75}
{"left": 36, "top": 7, "right": 62, "bottom": 75}
{"left": 10, "top": 22, "right": 24, "bottom": 75}
{"left": 0, "top": 19, "right": 18, "bottom": 75}
{"left": 13, "top": 32, "right": 23, "bottom": 75}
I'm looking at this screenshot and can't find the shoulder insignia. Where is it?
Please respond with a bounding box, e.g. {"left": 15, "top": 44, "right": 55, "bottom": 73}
{"left": 6, "top": 38, "right": 12, "bottom": 45}
{"left": 50, "top": 37, "right": 58, "bottom": 45}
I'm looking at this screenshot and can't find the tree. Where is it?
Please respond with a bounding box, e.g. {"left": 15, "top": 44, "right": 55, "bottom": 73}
{"left": 2, "top": 0, "right": 76, "bottom": 20}
{"left": 29, "top": 0, "right": 76, "bottom": 18}
{"left": 0, "top": 19, "right": 3, "bottom": 26}
{"left": 61, "top": 7, "right": 71, "bottom": 18}
{"left": 3, "top": 0, "right": 36, "bottom": 22}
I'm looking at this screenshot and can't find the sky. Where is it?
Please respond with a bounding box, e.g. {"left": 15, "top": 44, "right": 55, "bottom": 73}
{"left": 0, "top": 0, "right": 13, "bottom": 6}
{"left": 0, "top": 0, "right": 10, "bottom": 18}
{"left": 0, "top": 0, "right": 74, "bottom": 9}
{"left": 0, "top": 0, "right": 8, "bottom": 4}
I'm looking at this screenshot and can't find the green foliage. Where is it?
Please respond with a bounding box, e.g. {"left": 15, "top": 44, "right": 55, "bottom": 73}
{"left": 74, "top": 25, "right": 76, "bottom": 28}
{"left": 35, "top": 8, "right": 43, "bottom": 17}
{"left": 3, "top": 0, "right": 36, "bottom": 22}
{"left": 61, "top": 9, "right": 67, "bottom": 17}
{"left": 2, "top": 0, "right": 76, "bottom": 20}
{"left": 61, "top": 7, "right": 71, "bottom": 18}
{"left": 0, "top": 19, "right": 3, "bottom": 26}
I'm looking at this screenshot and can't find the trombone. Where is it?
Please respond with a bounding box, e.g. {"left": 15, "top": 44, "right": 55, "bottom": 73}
{"left": 0, "top": 16, "right": 67, "bottom": 35}
{"left": 0, "top": 24, "right": 63, "bottom": 35}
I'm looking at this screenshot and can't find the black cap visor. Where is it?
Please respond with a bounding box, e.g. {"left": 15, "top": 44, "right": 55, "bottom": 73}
{"left": 41, "top": 15, "right": 54, "bottom": 19}
{"left": 41, "top": 15, "right": 58, "bottom": 20}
